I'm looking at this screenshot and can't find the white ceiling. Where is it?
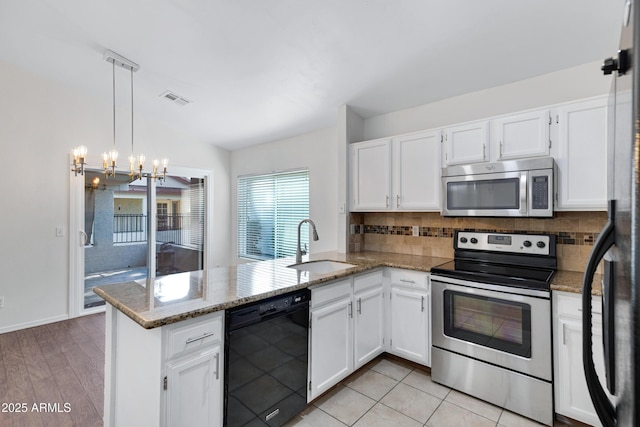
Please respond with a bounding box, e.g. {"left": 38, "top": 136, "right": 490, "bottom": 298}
{"left": 0, "top": 0, "right": 625, "bottom": 150}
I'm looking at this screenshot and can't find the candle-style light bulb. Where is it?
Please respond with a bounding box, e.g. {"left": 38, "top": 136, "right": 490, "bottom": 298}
{"left": 102, "top": 152, "right": 109, "bottom": 169}
{"left": 72, "top": 146, "right": 87, "bottom": 176}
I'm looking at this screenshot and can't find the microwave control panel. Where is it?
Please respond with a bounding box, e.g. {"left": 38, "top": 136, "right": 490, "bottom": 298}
{"left": 531, "top": 175, "right": 549, "bottom": 209}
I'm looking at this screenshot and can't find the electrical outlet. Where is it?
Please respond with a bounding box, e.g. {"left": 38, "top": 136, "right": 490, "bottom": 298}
{"left": 0, "top": 297, "right": 4, "bottom": 308}
{"left": 412, "top": 226, "right": 420, "bottom": 237}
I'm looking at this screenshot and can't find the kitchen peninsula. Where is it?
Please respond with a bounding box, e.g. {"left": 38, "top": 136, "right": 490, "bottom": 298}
{"left": 94, "top": 250, "right": 594, "bottom": 427}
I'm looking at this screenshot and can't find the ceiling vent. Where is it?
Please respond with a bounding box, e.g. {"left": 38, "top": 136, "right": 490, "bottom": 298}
{"left": 159, "top": 91, "right": 191, "bottom": 106}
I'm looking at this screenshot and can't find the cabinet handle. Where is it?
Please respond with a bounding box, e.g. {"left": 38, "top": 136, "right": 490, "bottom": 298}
{"left": 185, "top": 331, "right": 215, "bottom": 345}
{"left": 357, "top": 298, "right": 362, "bottom": 315}
{"left": 421, "top": 296, "right": 425, "bottom": 312}
{"left": 562, "top": 323, "right": 566, "bottom": 346}
{"left": 386, "top": 195, "right": 390, "bottom": 207}
{"left": 214, "top": 352, "right": 220, "bottom": 380}
{"left": 399, "top": 279, "right": 415, "bottom": 284}
{"left": 499, "top": 141, "right": 503, "bottom": 159}
{"left": 348, "top": 302, "right": 353, "bottom": 318}
{"left": 397, "top": 194, "right": 400, "bottom": 208}
{"left": 482, "top": 143, "right": 486, "bottom": 160}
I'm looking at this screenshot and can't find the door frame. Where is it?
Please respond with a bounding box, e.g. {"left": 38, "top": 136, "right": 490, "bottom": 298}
{"left": 69, "top": 165, "right": 215, "bottom": 318}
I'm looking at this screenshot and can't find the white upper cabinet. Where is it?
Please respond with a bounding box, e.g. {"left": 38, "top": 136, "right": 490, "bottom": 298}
{"left": 553, "top": 97, "right": 607, "bottom": 210}
{"left": 394, "top": 130, "right": 441, "bottom": 210}
{"left": 350, "top": 131, "right": 441, "bottom": 212}
{"left": 493, "top": 110, "right": 551, "bottom": 161}
{"left": 350, "top": 138, "right": 393, "bottom": 210}
{"left": 443, "top": 120, "right": 489, "bottom": 165}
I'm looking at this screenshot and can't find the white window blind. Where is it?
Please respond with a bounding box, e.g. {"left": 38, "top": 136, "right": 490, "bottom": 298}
{"left": 237, "top": 169, "right": 310, "bottom": 260}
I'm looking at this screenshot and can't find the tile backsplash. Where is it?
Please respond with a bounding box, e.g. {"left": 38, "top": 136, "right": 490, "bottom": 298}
{"left": 349, "top": 211, "right": 606, "bottom": 272}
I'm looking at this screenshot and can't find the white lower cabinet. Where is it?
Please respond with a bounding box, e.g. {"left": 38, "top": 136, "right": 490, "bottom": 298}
{"left": 553, "top": 291, "right": 613, "bottom": 427}
{"left": 308, "top": 270, "right": 384, "bottom": 400}
{"left": 103, "top": 305, "right": 223, "bottom": 427}
{"left": 387, "top": 269, "right": 430, "bottom": 366}
{"left": 309, "top": 286, "right": 353, "bottom": 399}
{"left": 165, "top": 345, "right": 221, "bottom": 426}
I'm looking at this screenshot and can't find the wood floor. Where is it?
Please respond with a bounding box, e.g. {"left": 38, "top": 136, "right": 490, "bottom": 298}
{"left": 0, "top": 313, "right": 105, "bottom": 427}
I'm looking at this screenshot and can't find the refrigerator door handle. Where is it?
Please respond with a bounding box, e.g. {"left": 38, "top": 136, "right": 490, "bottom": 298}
{"left": 582, "top": 199, "right": 616, "bottom": 427}
{"left": 602, "top": 257, "right": 616, "bottom": 395}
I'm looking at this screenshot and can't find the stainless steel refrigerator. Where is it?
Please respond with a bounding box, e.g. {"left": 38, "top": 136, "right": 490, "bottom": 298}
{"left": 582, "top": 1, "right": 639, "bottom": 426}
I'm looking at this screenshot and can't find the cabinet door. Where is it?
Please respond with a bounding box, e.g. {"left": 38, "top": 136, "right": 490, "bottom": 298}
{"left": 556, "top": 318, "right": 606, "bottom": 427}
{"left": 444, "top": 121, "right": 489, "bottom": 165}
{"left": 309, "top": 296, "right": 353, "bottom": 400}
{"left": 555, "top": 97, "right": 607, "bottom": 210}
{"left": 494, "top": 110, "right": 550, "bottom": 160}
{"left": 165, "top": 346, "right": 221, "bottom": 427}
{"left": 354, "top": 285, "right": 385, "bottom": 369}
{"left": 389, "top": 287, "right": 427, "bottom": 365}
{"left": 350, "top": 139, "right": 392, "bottom": 211}
{"left": 394, "top": 131, "right": 441, "bottom": 210}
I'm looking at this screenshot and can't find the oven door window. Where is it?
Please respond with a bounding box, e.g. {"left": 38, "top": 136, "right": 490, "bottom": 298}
{"left": 443, "top": 290, "right": 532, "bottom": 358}
{"left": 447, "top": 178, "right": 520, "bottom": 210}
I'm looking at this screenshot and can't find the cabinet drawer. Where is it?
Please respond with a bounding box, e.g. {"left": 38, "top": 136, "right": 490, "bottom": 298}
{"left": 353, "top": 269, "right": 383, "bottom": 293}
{"left": 311, "top": 278, "right": 351, "bottom": 308}
{"left": 555, "top": 292, "right": 602, "bottom": 319}
{"left": 388, "top": 269, "right": 429, "bottom": 290}
{"left": 166, "top": 312, "right": 223, "bottom": 360}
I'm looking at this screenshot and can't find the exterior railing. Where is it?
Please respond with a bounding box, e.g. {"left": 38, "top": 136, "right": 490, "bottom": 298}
{"left": 113, "top": 214, "right": 203, "bottom": 249}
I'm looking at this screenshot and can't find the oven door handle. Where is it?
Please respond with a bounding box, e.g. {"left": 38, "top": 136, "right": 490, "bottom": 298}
{"left": 582, "top": 199, "right": 616, "bottom": 427}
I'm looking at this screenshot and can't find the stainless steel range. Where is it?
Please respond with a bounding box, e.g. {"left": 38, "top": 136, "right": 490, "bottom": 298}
{"left": 430, "top": 231, "right": 556, "bottom": 426}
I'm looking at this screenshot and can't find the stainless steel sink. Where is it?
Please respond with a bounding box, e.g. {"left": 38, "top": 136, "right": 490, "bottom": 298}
{"left": 287, "top": 260, "right": 356, "bottom": 274}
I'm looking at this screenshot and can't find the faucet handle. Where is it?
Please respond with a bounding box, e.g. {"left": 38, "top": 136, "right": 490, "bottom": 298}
{"left": 302, "top": 243, "right": 308, "bottom": 255}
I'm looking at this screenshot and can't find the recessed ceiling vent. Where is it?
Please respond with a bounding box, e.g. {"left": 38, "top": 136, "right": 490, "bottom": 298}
{"left": 159, "top": 90, "right": 191, "bottom": 106}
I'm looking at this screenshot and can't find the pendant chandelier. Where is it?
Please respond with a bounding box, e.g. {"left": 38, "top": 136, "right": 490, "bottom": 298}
{"left": 71, "top": 49, "right": 168, "bottom": 181}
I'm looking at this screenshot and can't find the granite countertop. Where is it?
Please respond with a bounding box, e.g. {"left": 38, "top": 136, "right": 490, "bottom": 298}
{"left": 93, "top": 251, "right": 450, "bottom": 329}
{"left": 93, "top": 250, "right": 597, "bottom": 330}
{"left": 551, "top": 270, "right": 602, "bottom": 296}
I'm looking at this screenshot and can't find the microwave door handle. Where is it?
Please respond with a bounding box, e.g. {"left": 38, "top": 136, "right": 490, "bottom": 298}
{"left": 582, "top": 199, "right": 616, "bottom": 427}
{"left": 521, "top": 172, "right": 528, "bottom": 215}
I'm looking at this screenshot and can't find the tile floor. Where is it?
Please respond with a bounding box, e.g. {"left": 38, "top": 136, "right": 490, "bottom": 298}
{"left": 285, "top": 355, "right": 571, "bottom": 427}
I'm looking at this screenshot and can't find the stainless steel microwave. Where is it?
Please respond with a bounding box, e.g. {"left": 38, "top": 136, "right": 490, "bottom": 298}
{"left": 441, "top": 157, "right": 555, "bottom": 217}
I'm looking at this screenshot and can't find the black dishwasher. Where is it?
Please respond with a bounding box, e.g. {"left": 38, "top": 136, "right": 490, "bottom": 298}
{"left": 224, "top": 289, "right": 310, "bottom": 426}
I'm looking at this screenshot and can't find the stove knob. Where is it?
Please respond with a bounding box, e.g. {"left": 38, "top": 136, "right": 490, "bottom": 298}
{"left": 460, "top": 237, "right": 468, "bottom": 243}
{"left": 537, "top": 241, "right": 546, "bottom": 248}
{"left": 470, "top": 237, "right": 478, "bottom": 244}
{"left": 523, "top": 240, "right": 532, "bottom": 248}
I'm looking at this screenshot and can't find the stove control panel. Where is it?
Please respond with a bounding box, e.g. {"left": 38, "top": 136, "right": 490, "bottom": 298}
{"left": 456, "top": 231, "right": 551, "bottom": 256}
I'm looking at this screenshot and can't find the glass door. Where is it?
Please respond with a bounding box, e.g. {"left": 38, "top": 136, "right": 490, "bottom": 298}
{"left": 74, "top": 169, "right": 208, "bottom": 313}
{"left": 443, "top": 290, "right": 532, "bottom": 357}
{"left": 155, "top": 176, "right": 205, "bottom": 276}
{"left": 83, "top": 171, "right": 149, "bottom": 309}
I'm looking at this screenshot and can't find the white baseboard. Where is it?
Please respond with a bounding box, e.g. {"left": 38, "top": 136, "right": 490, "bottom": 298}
{"left": 0, "top": 314, "right": 70, "bottom": 334}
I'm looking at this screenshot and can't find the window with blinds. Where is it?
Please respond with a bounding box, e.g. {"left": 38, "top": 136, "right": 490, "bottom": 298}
{"left": 237, "top": 169, "right": 310, "bottom": 260}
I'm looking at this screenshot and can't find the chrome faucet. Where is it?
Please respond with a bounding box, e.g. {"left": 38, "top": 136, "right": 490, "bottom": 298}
{"left": 296, "top": 219, "right": 319, "bottom": 264}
